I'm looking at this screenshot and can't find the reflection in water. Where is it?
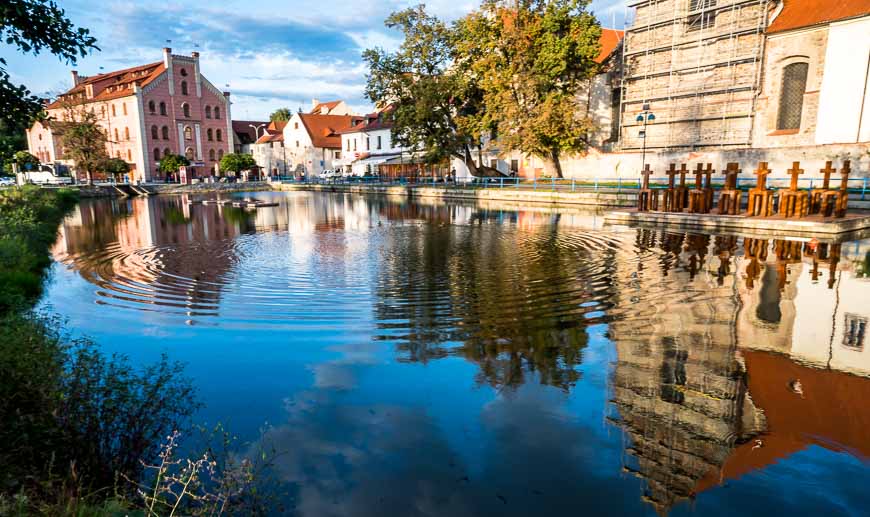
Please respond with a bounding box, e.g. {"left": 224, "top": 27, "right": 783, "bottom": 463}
{"left": 45, "top": 193, "right": 870, "bottom": 515}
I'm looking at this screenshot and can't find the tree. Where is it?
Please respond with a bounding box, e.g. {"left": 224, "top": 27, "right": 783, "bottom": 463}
{"left": 363, "top": 6, "right": 491, "bottom": 176}
{"left": 52, "top": 108, "right": 108, "bottom": 183}
{"left": 1, "top": 0, "right": 99, "bottom": 128}
{"left": 219, "top": 153, "right": 256, "bottom": 176}
{"left": 4, "top": 150, "right": 39, "bottom": 175}
{"left": 157, "top": 153, "right": 189, "bottom": 176}
{"left": 269, "top": 108, "right": 292, "bottom": 122}
{"left": 456, "top": 0, "right": 602, "bottom": 177}
{"left": 104, "top": 157, "right": 129, "bottom": 179}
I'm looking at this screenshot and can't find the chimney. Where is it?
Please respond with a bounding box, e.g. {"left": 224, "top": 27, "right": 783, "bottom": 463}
{"left": 191, "top": 51, "right": 200, "bottom": 59}
{"left": 311, "top": 98, "right": 319, "bottom": 111}
{"left": 71, "top": 70, "right": 80, "bottom": 86}
{"left": 163, "top": 47, "right": 172, "bottom": 67}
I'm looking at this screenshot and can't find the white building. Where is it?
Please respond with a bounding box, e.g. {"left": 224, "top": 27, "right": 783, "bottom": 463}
{"left": 335, "top": 107, "right": 406, "bottom": 176}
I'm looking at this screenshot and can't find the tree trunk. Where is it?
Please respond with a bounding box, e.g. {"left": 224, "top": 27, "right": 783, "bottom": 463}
{"left": 542, "top": 149, "right": 564, "bottom": 179}
{"left": 461, "top": 146, "right": 480, "bottom": 176}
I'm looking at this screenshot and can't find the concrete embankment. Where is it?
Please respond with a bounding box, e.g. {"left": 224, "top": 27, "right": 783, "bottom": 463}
{"left": 274, "top": 182, "right": 638, "bottom": 208}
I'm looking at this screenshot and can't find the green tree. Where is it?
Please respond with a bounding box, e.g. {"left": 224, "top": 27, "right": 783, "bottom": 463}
{"left": 363, "top": 5, "right": 489, "bottom": 175}
{"left": 52, "top": 108, "right": 108, "bottom": 183}
{"left": 269, "top": 107, "right": 292, "bottom": 122}
{"left": 219, "top": 152, "right": 256, "bottom": 176}
{"left": 157, "top": 153, "right": 189, "bottom": 176}
{"left": 1, "top": 0, "right": 99, "bottom": 128}
{"left": 456, "top": 0, "right": 602, "bottom": 177}
{"left": 8, "top": 150, "right": 40, "bottom": 173}
{"left": 1, "top": 120, "right": 29, "bottom": 175}
{"left": 103, "top": 157, "right": 129, "bottom": 179}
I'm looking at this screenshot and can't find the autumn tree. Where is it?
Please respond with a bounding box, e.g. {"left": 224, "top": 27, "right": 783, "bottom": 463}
{"left": 456, "top": 0, "right": 602, "bottom": 177}
{"left": 269, "top": 108, "right": 292, "bottom": 122}
{"left": 53, "top": 108, "right": 108, "bottom": 183}
{"left": 363, "top": 5, "right": 492, "bottom": 176}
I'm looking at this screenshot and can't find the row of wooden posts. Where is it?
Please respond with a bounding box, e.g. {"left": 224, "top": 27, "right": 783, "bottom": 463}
{"left": 637, "top": 160, "right": 852, "bottom": 219}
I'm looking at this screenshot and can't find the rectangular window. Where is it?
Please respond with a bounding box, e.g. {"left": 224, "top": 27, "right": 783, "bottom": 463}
{"left": 687, "top": 11, "right": 715, "bottom": 31}
{"left": 843, "top": 314, "right": 867, "bottom": 350}
{"left": 347, "top": 139, "right": 351, "bottom": 151}
{"left": 377, "top": 136, "right": 382, "bottom": 149}
{"left": 366, "top": 137, "right": 370, "bottom": 151}
{"left": 335, "top": 151, "right": 341, "bottom": 159}
{"left": 610, "top": 87, "right": 622, "bottom": 142}
{"left": 510, "top": 159, "right": 519, "bottom": 173}
{"left": 777, "top": 62, "right": 809, "bottom": 130}
{"left": 353, "top": 140, "right": 357, "bottom": 151}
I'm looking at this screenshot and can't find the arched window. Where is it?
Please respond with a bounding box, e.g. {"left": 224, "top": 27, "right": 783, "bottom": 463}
{"left": 181, "top": 81, "right": 188, "bottom": 96}
{"left": 184, "top": 126, "right": 192, "bottom": 141}
{"left": 162, "top": 126, "right": 169, "bottom": 140}
{"left": 207, "top": 128, "right": 213, "bottom": 141}
{"left": 214, "top": 107, "right": 220, "bottom": 119}
{"left": 124, "top": 127, "right": 130, "bottom": 140}
{"left": 205, "top": 106, "right": 212, "bottom": 119}
{"left": 159, "top": 102, "right": 167, "bottom": 115}
{"left": 209, "top": 149, "right": 216, "bottom": 161}
{"left": 163, "top": 147, "right": 171, "bottom": 157}
{"left": 116, "top": 150, "right": 121, "bottom": 158}
{"left": 154, "top": 148, "right": 161, "bottom": 161}
{"left": 216, "top": 129, "right": 222, "bottom": 141}
{"left": 149, "top": 100, "right": 156, "bottom": 113}
{"left": 218, "top": 149, "right": 224, "bottom": 159}
{"left": 151, "top": 126, "right": 158, "bottom": 139}
{"left": 185, "top": 147, "right": 194, "bottom": 160}
{"left": 182, "top": 103, "right": 190, "bottom": 118}
{"left": 111, "top": 104, "right": 116, "bottom": 117}
{"left": 777, "top": 62, "right": 809, "bottom": 131}
{"left": 180, "top": 68, "right": 188, "bottom": 76}
{"left": 113, "top": 128, "right": 119, "bottom": 141}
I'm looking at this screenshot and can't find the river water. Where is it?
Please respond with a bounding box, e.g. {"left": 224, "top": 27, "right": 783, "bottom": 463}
{"left": 41, "top": 191, "right": 870, "bottom": 516}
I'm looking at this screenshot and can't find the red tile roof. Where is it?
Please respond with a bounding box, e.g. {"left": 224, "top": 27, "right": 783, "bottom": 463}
{"left": 768, "top": 0, "right": 870, "bottom": 33}
{"left": 595, "top": 28, "right": 625, "bottom": 64}
{"left": 338, "top": 107, "right": 395, "bottom": 134}
{"left": 311, "top": 100, "right": 341, "bottom": 114}
{"left": 298, "top": 113, "right": 358, "bottom": 148}
{"left": 47, "top": 61, "right": 165, "bottom": 109}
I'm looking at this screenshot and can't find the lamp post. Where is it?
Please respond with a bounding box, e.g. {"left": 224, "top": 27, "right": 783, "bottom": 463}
{"left": 636, "top": 103, "right": 655, "bottom": 173}
{"left": 249, "top": 123, "right": 266, "bottom": 141}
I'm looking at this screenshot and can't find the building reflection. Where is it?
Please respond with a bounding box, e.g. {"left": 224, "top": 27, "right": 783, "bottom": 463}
{"left": 608, "top": 229, "right": 870, "bottom": 514}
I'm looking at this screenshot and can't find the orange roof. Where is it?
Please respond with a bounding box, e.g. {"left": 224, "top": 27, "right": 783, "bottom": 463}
{"left": 311, "top": 100, "right": 341, "bottom": 114}
{"left": 267, "top": 120, "right": 288, "bottom": 132}
{"left": 47, "top": 61, "right": 165, "bottom": 109}
{"left": 595, "top": 28, "right": 625, "bottom": 64}
{"left": 255, "top": 131, "right": 284, "bottom": 144}
{"left": 298, "top": 113, "right": 357, "bottom": 148}
{"left": 767, "top": 0, "right": 870, "bottom": 33}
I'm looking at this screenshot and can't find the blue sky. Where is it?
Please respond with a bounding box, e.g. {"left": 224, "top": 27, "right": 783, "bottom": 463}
{"left": 2, "top": 0, "right": 627, "bottom": 120}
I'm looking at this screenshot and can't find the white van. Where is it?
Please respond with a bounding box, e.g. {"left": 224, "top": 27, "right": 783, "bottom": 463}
{"left": 25, "top": 167, "right": 73, "bottom": 185}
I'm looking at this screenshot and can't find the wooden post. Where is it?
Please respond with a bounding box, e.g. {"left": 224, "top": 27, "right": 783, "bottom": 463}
{"left": 641, "top": 163, "right": 653, "bottom": 190}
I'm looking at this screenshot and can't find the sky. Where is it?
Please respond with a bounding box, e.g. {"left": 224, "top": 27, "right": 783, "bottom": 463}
{"left": 2, "top": 0, "right": 627, "bottom": 121}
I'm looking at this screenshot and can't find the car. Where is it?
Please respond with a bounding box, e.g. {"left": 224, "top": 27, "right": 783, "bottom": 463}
{"left": 319, "top": 169, "right": 338, "bottom": 180}
{"left": 0, "top": 177, "right": 16, "bottom": 187}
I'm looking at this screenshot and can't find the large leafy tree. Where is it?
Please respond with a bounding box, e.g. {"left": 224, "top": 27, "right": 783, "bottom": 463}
{"left": 456, "top": 0, "right": 602, "bottom": 177}
{"left": 219, "top": 152, "right": 256, "bottom": 175}
{"left": 157, "top": 153, "right": 189, "bottom": 175}
{"left": 269, "top": 108, "right": 292, "bottom": 122}
{"left": 363, "top": 6, "right": 491, "bottom": 176}
{"left": 52, "top": 108, "right": 108, "bottom": 183}
{"left": 104, "top": 157, "right": 129, "bottom": 179}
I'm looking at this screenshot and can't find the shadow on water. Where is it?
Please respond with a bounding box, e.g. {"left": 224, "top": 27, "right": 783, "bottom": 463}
{"left": 42, "top": 192, "right": 870, "bottom": 516}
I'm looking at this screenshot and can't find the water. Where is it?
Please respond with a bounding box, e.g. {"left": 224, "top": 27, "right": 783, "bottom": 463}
{"left": 41, "top": 191, "right": 870, "bottom": 516}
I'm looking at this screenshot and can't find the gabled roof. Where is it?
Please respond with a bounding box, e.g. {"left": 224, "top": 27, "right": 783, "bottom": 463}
{"left": 595, "top": 28, "right": 625, "bottom": 64}
{"left": 767, "top": 0, "right": 870, "bottom": 33}
{"left": 311, "top": 100, "right": 342, "bottom": 114}
{"left": 298, "top": 113, "right": 358, "bottom": 148}
{"left": 337, "top": 107, "right": 394, "bottom": 135}
{"left": 47, "top": 61, "right": 165, "bottom": 109}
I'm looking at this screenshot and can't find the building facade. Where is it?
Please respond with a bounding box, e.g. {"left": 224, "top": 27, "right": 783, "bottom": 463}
{"left": 26, "top": 48, "right": 233, "bottom": 182}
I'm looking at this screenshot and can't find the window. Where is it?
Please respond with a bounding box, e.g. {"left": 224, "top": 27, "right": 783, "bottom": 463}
{"left": 216, "top": 129, "right": 222, "bottom": 141}
{"left": 154, "top": 148, "right": 160, "bottom": 161}
{"left": 116, "top": 151, "right": 121, "bottom": 158}
{"left": 346, "top": 139, "right": 351, "bottom": 151}
{"left": 162, "top": 126, "right": 169, "bottom": 140}
{"left": 377, "top": 135, "right": 382, "bottom": 149}
{"left": 207, "top": 128, "right": 213, "bottom": 141}
{"left": 101, "top": 106, "right": 106, "bottom": 117}
{"left": 124, "top": 127, "right": 130, "bottom": 140}
{"left": 127, "top": 149, "right": 132, "bottom": 161}
{"left": 296, "top": 140, "right": 299, "bottom": 147}
{"left": 205, "top": 106, "right": 212, "bottom": 119}
{"left": 366, "top": 137, "right": 370, "bottom": 151}
{"left": 353, "top": 139, "right": 357, "bottom": 151}
{"left": 335, "top": 151, "right": 341, "bottom": 159}
{"left": 111, "top": 104, "right": 116, "bottom": 116}
{"left": 149, "top": 100, "right": 156, "bottom": 113}
{"left": 218, "top": 149, "right": 224, "bottom": 159}
{"left": 151, "top": 126, "right": 158, "bottom": 139}
{"left": 114, "top": 128, "right": 119, "bottom": 141}
{"left": 184, "top": 126, "right": 192, "bottom": 140}
{"left": 182, "top": 103, "right": 190, "bottom": 118}
{"left": 777, "top": 62, "right": 809, "bottom": 130}
{"left": 179, "top": 68, "right": 188, "bottom": 77}
{"left": 294, "top": 122, "right": 298, "bottom": 129}
{"left": 843, "top": 314, "right": 867, "bottom": 350}
{"left": 160, "top": 102, "right": 167, "bottom": 115}
{"left": 122, "top": 103, "right": 127, "bottom": 115}
{"left": 687, "top": 11, "right": 715, "bottom": 31}
{"left": 214, "top": 107, "right": 220, "bottom": 119}
{"left": 181, "top": 81, "right": 188, "bottom": 96}
{"left": 185, "top": 147, "right": 194, "bottom": 160}
{"left": 209, "top": 149, "right": 216, "bottom": 161}
{"left": 164, "top": 147, "right": 171, "bottom": 157}
{"left": 689, "top": 0, "right": 716, "bottom": 9}
{"left": 610, "top": 87, "right": 622, "bottom": 142}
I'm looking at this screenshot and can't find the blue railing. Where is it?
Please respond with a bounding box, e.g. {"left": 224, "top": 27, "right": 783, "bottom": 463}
{"left": 282, "top": 175, "right": 869, "bottom": 200}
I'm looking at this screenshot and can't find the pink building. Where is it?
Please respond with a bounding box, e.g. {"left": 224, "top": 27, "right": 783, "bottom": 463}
{"left": 26, "top": 48, "right": 233, "bottom": 182}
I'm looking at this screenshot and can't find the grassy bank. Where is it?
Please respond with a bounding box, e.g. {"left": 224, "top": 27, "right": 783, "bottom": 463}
{"left": 0, "top": 187, "right": 269, "bottom": 515}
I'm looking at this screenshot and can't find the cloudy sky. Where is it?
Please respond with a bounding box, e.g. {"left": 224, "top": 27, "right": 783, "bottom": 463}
{"left": 2, "top": 0, "right": 627, "bottom": 121}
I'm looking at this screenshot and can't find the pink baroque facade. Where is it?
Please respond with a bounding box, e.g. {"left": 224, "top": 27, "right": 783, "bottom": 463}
{"left": 26, "top": 48, "right": 234, "bottom": 182}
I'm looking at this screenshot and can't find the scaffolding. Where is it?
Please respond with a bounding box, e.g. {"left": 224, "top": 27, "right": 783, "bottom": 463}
{"left": 618, "top": 0, "right": 771, "bottom": 151}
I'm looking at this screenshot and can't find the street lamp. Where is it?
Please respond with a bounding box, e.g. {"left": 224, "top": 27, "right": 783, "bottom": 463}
{"left": 635, "top": 103, "right": 655, "bottom": 173}
{"left": 249, "top": 123, "right": 266, "bottom": 141}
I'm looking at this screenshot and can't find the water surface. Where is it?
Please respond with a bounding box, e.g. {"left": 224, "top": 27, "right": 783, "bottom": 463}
{"left": 42, "top": 191, "right": 870, "bottom": 516}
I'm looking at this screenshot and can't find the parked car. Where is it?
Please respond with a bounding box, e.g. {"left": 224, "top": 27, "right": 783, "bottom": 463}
{"left": 319, "top": 169, "right": 338, "bottom": 180}
{"left": 0, "top": 177, "right": 16, "bottom": 187}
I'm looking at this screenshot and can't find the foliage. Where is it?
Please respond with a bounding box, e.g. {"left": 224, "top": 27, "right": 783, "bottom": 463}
{"left": 269, "top": 108, "right": 292, "bottom": 122}
{"left": 8, "top": 149, "right": 40, "bottom": 171}
{"left": 1, "top": 122, "right": 30, "bottom": 175}
{"left": 363, "top": 5, "right": 487, "bottom": 174}
{"left": 104, "top": 156, "right": 130, "bottom": 176}
{"left": 456, "top": 0, "right": 602, "bottom": 178}
{"left": 53, "top": 108, "right": 109, "bottom": 182}
{"left": 219, "top": 152, "right": 257, "bottom": 175}
{"left": 0, "top": 0, "right": 99, "bottom": 127}
{"left": 158, "top": 153, "right": 190, "bottom": 175}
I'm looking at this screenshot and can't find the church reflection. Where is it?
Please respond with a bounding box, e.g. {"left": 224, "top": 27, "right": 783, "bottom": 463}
{"left": 608, "top": 229, "right": 870, "bottom": 514}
